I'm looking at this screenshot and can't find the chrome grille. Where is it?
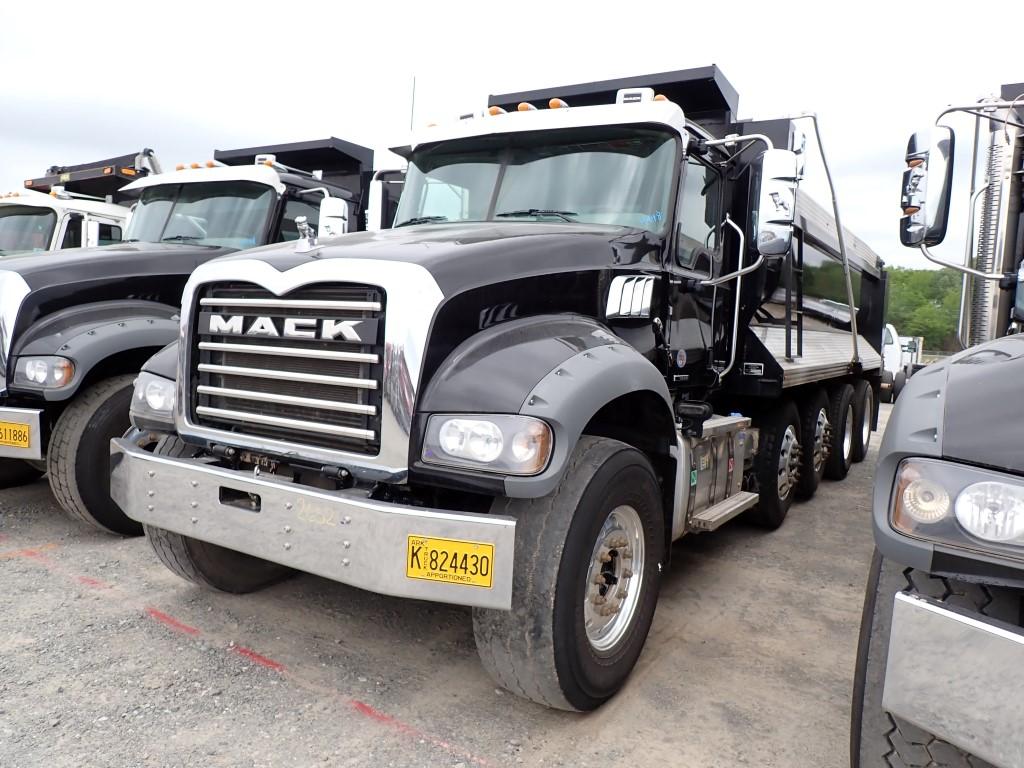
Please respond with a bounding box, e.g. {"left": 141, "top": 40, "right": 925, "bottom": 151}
{"left": 191, "top": 282, "right": 384, "bottom": 455}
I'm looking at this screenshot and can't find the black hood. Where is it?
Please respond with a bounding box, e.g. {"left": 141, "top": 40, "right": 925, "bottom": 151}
{"left": 942, "top": 334, "right": 1024, "bottom": 474}
{"left": 0, "top": 241, "right": 231, "bottom": 291}
{"left": 216, "top": 222, "right": 661, "bottom": 295}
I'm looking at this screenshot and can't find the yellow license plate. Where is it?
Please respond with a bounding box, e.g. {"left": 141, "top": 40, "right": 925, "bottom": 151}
{"left": 406, "top": 536, "right": 494, "bottom": 589}
{"left": 0, "top": 421, "right": 30, "bottom": 449}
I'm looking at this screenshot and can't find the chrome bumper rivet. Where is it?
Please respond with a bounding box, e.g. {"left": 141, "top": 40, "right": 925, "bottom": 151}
{"left": 285, "top": 502, "right": 293, "bottom": 510}
{"left": 190, "top": 517, "right": 198, "bottom": 524}
{"left": 147, "top": 490, "right": 155, "bottom": 497}
{"left": 147, "top": 471, "right": 155, "bottom": 478}
{"left": 283, "top": 542, "right": 292, "bottom": 550}
{"left": 343, "top": 540, "right": 350, "bottom": 549}
{"left": 284, "top": 525, "right": 292, "bottom": 533}
{"left": 147, "top": 505, "right": 154, "bottom": 512}
{"left": 190, "top": 480, "right": 199, "bottom": 488}
{"left": 342, "top": 558, "right": 350, "bottom": 567}
{"left": 190, "top": 501, "right": 198, "bottom": 508}
{"left": 342, "top": 516, "right": 351, "bottom": 525}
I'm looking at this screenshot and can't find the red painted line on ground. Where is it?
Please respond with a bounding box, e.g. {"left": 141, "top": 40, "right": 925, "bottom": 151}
{"left": 0, "top": 542, "right": 58, "bottom": 560}
{"left": 145, "top": 607, "right": 201, "bottom": 636}
{"left": 231, "top": 645, "right": 286, "bottom": 672}
{"left": 75, "top": 575, "right": 112, "bottom": 589}
{"left": 348, "top": 699, "right": 490, "bottom": 765}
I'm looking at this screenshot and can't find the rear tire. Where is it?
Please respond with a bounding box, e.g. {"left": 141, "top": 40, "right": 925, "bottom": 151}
{"left": 144, "top": 437, "right": 292, "bottom": 593}
{"left": 892, "top": 369, "right": 907, "bottom": 401}
{"left": 0, "top": 458, "right": 44, "bottom": 489}
{"left": 824, "top": 383, "right": 855, "bottom": 481}
{"left": 850, "top": 379, "right": 873, "bottom": 463}
{"left": 795, "top": 388, "right": 829, "bottom": 500}
{"left": 749, "top": 401, "right": 801, "bottom": 529}
{"left": 48, "top": 375, "right": 141, "bottom": 536}
{"left": 851, "top": 549, "right": 1014, "bottom": 767}
{"left": 472, "top": 437, "right": 664, "bottom": 711}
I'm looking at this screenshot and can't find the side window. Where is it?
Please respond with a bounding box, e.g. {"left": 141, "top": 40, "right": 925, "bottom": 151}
{"left": 883, "top": 327, "right": 894, "bottom": 345}
{"left": 98, "top": 224, "right": 122, "bottom": 245}
{"left": 61, "top": 216, "right": 82, "bottom": 248}
{"left": 280, "top": 198, "right": 321, "bottom": 242}
{"left": 674, "top": 157, "right": 722, "bottom": 270}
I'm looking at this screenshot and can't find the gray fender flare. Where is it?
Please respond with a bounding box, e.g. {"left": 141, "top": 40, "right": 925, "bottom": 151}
{"left": 507, "top": 342, "right": 674, "bottom": 498}
{"left": 14, "top": 301, "right": 179, "bottom": 401}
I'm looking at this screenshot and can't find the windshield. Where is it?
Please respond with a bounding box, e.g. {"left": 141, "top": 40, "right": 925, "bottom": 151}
{"left": 395, "top": 127, "right": 677, "bottom": 234}
{"left": 0, "top": 205, "right": 57, "bottom": 255}
{"left": 124, "top": 180, "right": 275, "bottom": 249}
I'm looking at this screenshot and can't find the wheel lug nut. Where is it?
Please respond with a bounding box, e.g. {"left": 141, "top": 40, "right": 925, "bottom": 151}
{"left": 622, "top": 568, "right": 634, "bottom": 578}
{"left": 598, "top": 547, "right": 613, "bottom": 563}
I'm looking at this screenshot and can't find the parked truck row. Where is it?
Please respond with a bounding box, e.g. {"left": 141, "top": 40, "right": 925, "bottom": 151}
{"left": 1, "top": 66, "right": 888, "bottom": 710}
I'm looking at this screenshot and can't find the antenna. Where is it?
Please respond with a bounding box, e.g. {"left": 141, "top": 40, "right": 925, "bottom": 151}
{"left": 409, "top": 75, "right": 417, "bottom": 131}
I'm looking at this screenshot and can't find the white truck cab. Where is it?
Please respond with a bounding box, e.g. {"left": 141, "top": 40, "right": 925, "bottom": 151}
{"left": 1, "top": 149, "right": 160, "bottom": 257}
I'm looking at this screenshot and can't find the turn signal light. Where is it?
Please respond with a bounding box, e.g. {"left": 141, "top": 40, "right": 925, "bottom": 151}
{"left": 103, "top": 166, "right": 113, "bottom": 175}
{"left": 903, "top": 206, "right": 921, "bottom": 215}
{"left": 908, "top": 158, "right": 924, "bottom": 168}
{"left": 487, "top": 105, "right": 506, "bottom": 116}
{"left": 548, "top": 98, "right": 568, "bottom": 109}
{"left": 517, "top": 102, "right": 537, "bottom": 112}
{"left": 121, "top": 167, "right": 137, "bottom": 176}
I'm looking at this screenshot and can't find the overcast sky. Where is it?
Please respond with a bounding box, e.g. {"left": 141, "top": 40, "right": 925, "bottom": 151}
{"left": 2, "top": 1, "right": 1022, "bottom": 269}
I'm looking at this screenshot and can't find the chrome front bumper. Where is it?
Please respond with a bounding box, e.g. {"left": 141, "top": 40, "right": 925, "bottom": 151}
{"left": 883, "top": 591, "right": 1024, "bottom": 767}
{"left": 0, "top": 407, "right": 42, "bottom": 460}
{"left": 109, "top": 438, "right": 516, "bottom": 610}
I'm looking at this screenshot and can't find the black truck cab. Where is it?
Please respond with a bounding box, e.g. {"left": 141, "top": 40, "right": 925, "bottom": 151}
{"left": 0, "top": 137, "right": 375, "bottom": 535}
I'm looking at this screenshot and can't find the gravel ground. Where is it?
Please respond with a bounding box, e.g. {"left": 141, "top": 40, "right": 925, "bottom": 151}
{"left": 0, "top": 407, "right": 888, "bottom": 767}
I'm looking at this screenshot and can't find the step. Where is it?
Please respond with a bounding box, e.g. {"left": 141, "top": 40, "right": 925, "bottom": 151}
{"left": 689, "top": 491, "right": 760, "bottom": 532}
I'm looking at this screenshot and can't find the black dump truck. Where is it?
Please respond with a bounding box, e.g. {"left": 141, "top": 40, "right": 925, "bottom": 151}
{"left": 0, "top": 137, "right": 377, "bottom": 534}
{"left": 853, "top": 86, "right": 1024, "bottom": 767}
{"left": 110, "top": 67, "right": 886, "bottom": 709}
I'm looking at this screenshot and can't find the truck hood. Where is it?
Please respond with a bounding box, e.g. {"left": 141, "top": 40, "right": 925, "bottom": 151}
{"left": 0, "top": 241, "right": 231, "bottom": 290}
{"left": 214, "top": 222, "right": 659, "bottom": 295}
{"left": 942, "top": 334, "right": 1024, "bottom": 474}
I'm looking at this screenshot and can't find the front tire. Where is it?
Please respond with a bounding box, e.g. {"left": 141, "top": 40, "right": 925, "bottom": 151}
{"left": 144, "top": 437, "right": 293, "bottom": 593}
{"left": 852, "top": 550, "right": 1013, "bottom": 767}
{"left": 0, "top": 458, "right": 44, "bottom": 489}
{"left": 472, "top": 437, "right": 664, "bottom": 711}
{"left": 749, "top": 401, "right": 801, "bottom": 529}
{"left": 48, "top": 375, "right": 141, "bottom": 536}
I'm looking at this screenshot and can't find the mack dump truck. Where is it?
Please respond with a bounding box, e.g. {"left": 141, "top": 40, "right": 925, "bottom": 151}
{"left": 0, "top": 150, "right": 159, "bottom": 256}
{"left": 0, "top": 137, "right": 376, "bottom": 530}
{"left": 853, "top": 85, "right": 1024, "bottom": 768}
{"left": 110, "top": 67, "right": 886, "bottom": 709}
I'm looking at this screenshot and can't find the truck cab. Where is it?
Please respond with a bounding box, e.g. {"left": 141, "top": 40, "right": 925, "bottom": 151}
{"left": 854, "top": 85, "right": 1024, "bottom": 768}
{"left": 0, "top": 137, "right": 377, "bottom": 535}
{"left": 109, "top": 67, "right": 886, "bottom": 710}
{"left": 0, "top": 150, "right": 158, "bottom": 256}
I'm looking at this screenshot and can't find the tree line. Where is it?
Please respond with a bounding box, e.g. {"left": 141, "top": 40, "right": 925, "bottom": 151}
{"left": 886, "top": 267, "right": 962, "bottom": 353}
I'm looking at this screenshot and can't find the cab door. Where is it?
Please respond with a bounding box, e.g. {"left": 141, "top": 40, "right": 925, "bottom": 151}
{"left": 665, "top": 154, "right": 726, "bottom": 389}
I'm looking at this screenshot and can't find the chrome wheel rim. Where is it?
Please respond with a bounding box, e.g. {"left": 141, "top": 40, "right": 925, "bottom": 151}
{"left": 843, "top": 404, "right": 854, "bottom": 461}
{"left": 777, "top": 425, "right": 800, "bottom": 499}
{"left": 812, "top": 408, "right": 828, "bottom": 473}
{"left": 584, "top": 505, "right": 645, "bottom": 653}
{"left": 861, "top": 389, "right": 872, "bottom": 448}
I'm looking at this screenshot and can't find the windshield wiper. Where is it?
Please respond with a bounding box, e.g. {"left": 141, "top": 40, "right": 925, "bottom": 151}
{"left": 161, "top": 234, "right": 203, "bottom": 242}
{"left": 495, "top": 209, "right": 577, "bottom": 222}
{"left": 395, "top": 215, "right": 448, "bottom": 227}
{"left": 122, "top": 238, "right": 140, "bottom": 243}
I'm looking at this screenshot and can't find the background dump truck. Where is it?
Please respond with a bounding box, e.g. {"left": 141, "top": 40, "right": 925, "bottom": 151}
{"left": 853, "top": 85, "right": 1024, "bottom": 768}
{"left": 0, "top": 137, "right": 377, "bottom": 534}
{"left": 0, "top": 150, "right": 159, "bottom": 256}
{"left": 110, "top": 67, "right": 886, "bottom": 710}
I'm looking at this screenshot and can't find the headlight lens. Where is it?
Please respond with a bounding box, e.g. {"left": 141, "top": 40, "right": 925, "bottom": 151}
{"left": 891, "top": 458, "right": 1024, "bottom": 560}
{"left": 129, "top": 371, "right": 176, "bottom": 431}
{"left": 422, "top": 415, "right": 553, "bottom": 475}
{"left": 14, "top": 356, "right": 75, "bottom": 388}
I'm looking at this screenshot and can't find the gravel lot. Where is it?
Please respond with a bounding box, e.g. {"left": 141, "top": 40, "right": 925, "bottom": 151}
{"left": 0, "top": 407, "right": 887, "bottom": 767}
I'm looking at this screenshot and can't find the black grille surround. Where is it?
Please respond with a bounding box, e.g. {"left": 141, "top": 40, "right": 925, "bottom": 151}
{"left": 189, "top": 282, "right": 385, "bottom": 456}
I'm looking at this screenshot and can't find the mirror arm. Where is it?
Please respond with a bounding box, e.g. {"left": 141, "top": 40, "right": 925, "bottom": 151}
{"left": 919, "top": 243, "right": 1004, "bottom": 280}
{"left": 297, "top": 187, "right": 331, "bottom": 198}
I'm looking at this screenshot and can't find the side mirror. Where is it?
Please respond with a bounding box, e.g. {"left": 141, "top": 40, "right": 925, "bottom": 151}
{"left": 84, "top": 219, "right": 101, "bottom": 248}
{"left": 319, "top": 196, "right": 349, "bottom": 237}
{"left": 750, "top": 148, "right": 799, "bottom": 257}
{"left": 899, "top": 127, "right": 954, "bottom": 247}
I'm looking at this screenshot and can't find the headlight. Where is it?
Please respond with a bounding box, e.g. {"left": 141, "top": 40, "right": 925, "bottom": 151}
{"left": 422, "top": 415, "right": 553, "bottom": 476}
{"left": 129, "top": 371, "right": 176, "bottom": 432}
{"left": 13, "top": 356, "right": 75, "bottom": 388}
{"left": 892, "top": 458, "right": 1024, "bottom": 560}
